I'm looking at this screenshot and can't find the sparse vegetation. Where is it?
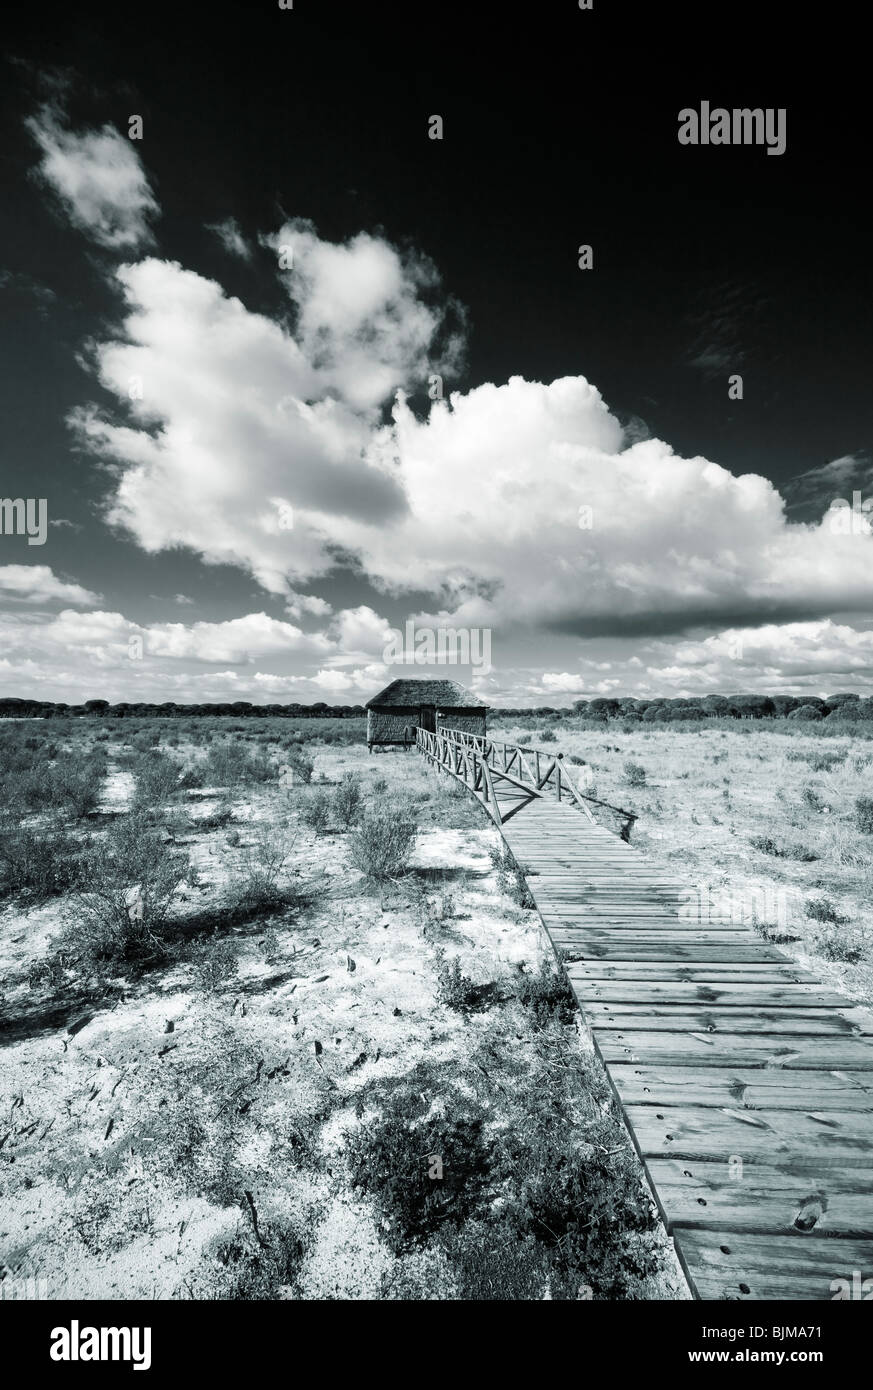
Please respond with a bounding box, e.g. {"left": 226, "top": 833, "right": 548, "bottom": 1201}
{"left": 348, "top": 802, "right": 417, "bottom": 879}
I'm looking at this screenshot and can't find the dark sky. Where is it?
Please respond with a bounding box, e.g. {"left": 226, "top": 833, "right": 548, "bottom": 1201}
{"left": 1, "top": 0, "right": 872, "bottom": 703}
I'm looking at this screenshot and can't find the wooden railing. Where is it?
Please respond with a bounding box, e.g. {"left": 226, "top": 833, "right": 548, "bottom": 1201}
{"left": 410, "top": 725, "right": 637, "bottom": 838}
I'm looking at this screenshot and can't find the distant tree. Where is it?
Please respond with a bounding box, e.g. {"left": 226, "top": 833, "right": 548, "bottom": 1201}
{"left": 788, "top": 704, "right": 824, "bottom": 721}
{"left": 731, "top": 695, "right": 774, "bottom": 719}
{"left": 589, "top": 698, "right": 620, "bottom": 717}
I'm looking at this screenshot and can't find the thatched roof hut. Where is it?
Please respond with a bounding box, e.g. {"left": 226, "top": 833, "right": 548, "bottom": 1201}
{"left": 365, "top": 678, "right": 487, "bottom": 750}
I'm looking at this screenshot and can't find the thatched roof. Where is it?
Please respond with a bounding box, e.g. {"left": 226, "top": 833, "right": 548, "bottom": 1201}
{"left": 366, "top": 678, "right": 487, "bottom": 709}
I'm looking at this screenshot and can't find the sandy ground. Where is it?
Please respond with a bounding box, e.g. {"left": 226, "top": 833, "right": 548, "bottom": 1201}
{"left": 0, "top": 729, "right": 698, "bottom": 1300}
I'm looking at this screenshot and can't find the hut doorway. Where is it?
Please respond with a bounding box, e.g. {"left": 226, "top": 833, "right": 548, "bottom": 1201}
{"left": 420, "top": 705, "right": 436, "bottom": 733}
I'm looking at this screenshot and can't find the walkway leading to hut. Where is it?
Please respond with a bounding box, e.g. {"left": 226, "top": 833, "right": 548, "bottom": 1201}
{"left": 415, "top": 726, "right": 873, "bottom": 1301}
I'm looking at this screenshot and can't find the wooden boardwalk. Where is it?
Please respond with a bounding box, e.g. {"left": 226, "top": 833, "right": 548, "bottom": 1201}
{"left": 416, "top": 726, "right": 873, "bottom": 1301}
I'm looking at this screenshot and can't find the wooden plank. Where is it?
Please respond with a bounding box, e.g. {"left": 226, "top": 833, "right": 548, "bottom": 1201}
{"left": 673, "top": 1228, "right": 873, "bottom": 1301}
{"left": 581, "top": 1003, "right": 873, "bottom": 1032}
{"left": 610, "top": 1065, "right": 873, "bottom": 1110}
{"left": 646, "top": 1157, "right": 873, "bottom": 1238}
{"left": 570, "top": 964, "right": 813, "bottom": 983}
{"left": 556, "top": 942, "right": 789, "bottom": 962}
{"left": 625, "top": 1103, "right": 873, "bottom": 1163}
{"left": 567, "top": 977, "right": 851, "bottom": 1008}
{"left": 594, "top": 1029, "right": 873, "bottom": 1069}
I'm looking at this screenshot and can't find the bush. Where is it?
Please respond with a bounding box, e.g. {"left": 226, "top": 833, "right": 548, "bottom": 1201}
{"left": 348, "top": 804, "right": 417, "bottom": 879}
{"left": 231, "top": 826, "right": 310, "bottom": 916}
{"left": 515, "top": 958, "right": 577, "bottom": 1025}
{"left": 804, "top": 896, "right": 848, "bottom": 926}
{"left": 539, "top": 729, "right": 557, "bottom": 743}
{"left": 495, "top": 1112, "right": 658, "bottom": 1299}
{"left": 301, "top": 788, "right": 331, "bottom": 832}
{"left": 131, "top": 751, "right": 181, "bottom": 812}
{"left": 749, "top": 835, "right": 817, "bottom": 862}
{"left": 435, "top": 952, "right": 478, "bottom": 1011}
{"left": 345, "top": 1087, "right": 492, "bottom": 1252}
{"left": 815, "top": 928, "right": 863, "bottom": 964}
{"left": 623, "top": 760, "right": 647, "bottom": 786}
{"left": 205, "top": 741, "right": 273, "bottom": 788}
{"left": 0, "top": 824, "right": 85, "bottom": 899}
{"left": 63, "top": 814, "right": 190, "bottom": 963}
{"left": 333, "top": 772, "right": 363, "bottom": 828}
{"left": 191, "top": 936, "right": 240, "bottom": 993}
{"left": 490, "top": 845, "right": 535, "bottom": 909}
{"left": 284, "top": 747, "right": 314, "bottom": 785}
{"left": 198, "top": 1220, "right": 309, "bottom": 1300}
{"left": 855, "top": 797, "right": 873, "bottom": 834}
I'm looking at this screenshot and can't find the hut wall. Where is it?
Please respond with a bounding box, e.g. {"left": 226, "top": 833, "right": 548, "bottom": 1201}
{"left": 436, "top": 709, "right": 487, "bottom": 736}
{"left": 367, "top": 707, "right": 420, "bottom": 745}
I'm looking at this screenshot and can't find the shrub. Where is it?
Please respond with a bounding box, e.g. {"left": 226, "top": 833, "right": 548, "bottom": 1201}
{"left": 198, "top": 1220, "right": 309, "bottom": 1300}
{"left": 495, "top": 1112, "right": 658, "bottom": 1299}
{"left": 0, "top": 824, "right": 85, "bottom": 899}
{"left": 623, "top": 760, "right": 647, "bottom": 786}
{"left": 515, "top": 958, "right": 577, "bottom": 1025}
{"left": 53, "top": 754, "right": 107, "bottom": 818}
{"left": 345, "top": 1087, "right": 492, "bottom": 1252}
{"left": 489, "top": 845, "right": 536, "bottom": 909}
{"left": 801, "top": 786, "right": 825, "bottom": 813}
{"left": 348, "top": 804, "right": 417, "bottom": 879}
{"left": 855, "top": 797, "right": 873, "bottom": 834}
{"left": 231, "top": 826, "right": 310, "bottom": 916}
{"left": 301, "top": 788, "right": 331, "bottom": 832}
{"left": 749, "top": 835, "right": 818, "bottom": 862}
{"left": 131, "top": 751, "right": 181, "bottom": 812}
{"left": 804, "top": 896, "right": 848, "bottom": 926}
{"left": 205, "top": 741, "right": 273, "bottom": 788}
{"left": 435, "top": 952, "right": 478, "bottom": 1011}
{"left": 815, "top": 928, "right": 863, "bottom": 964}
{"left": 191, "top": 936, "right": 240, "bottom": 993}
{"left": 539, "top": 729, "right": 557, "bottom": 743}
{"left": 63, "top": 814, "right": 190, "bottom": 963}
{"left": 333, "top": 772, "right": 363, "bottom": 828}
{"left": 285, "top": 747, "right": 314, "bottom": 784}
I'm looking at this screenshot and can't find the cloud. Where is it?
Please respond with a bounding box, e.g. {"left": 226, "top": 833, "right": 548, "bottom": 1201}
{"left": 207, "top": 217, "right": 252, "bottom": 261}
{"left": 27, "top": 121, "right": 873, "bottom": 683}
{"left": 783, "top": 454, "right": 873, "bottom": 518}
{"left": 0, "top": 565, "right": 101, "bottom": 606}
{"left": 27, "top": 104, "right": 158, "bottom": 250}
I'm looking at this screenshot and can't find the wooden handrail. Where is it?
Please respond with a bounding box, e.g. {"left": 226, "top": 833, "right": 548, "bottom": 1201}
{"left": 408, "top": 723, "right": 637, "bottom": 838}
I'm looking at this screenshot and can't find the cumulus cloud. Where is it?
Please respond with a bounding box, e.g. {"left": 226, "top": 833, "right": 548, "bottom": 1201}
{"left": 27, "top": 117, "right": 873, "bottom": 702}
{"left": 27, "top": 105, "right": 158, "bottom": 250}
{"left": 0, "top": 565, "right": 101, "bottom": 606}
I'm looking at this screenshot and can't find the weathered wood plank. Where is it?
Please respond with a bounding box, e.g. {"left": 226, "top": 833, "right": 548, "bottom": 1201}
{"left": 673, "top": 1228, "right": 873, "bottom": 1301}
{"left": 610, "top": 1065, "right": 873, "bottom": 1109}
{"left": 646, "top": 1157, "right": 873, "bottom": 1238}
{"left": 570, "top": 964, "right": 813, "bottom": 983}
{"left": 555, "top": 941, "right": 789, "bottom": 962}
{"left": 625, "top": 1103, "right": 873, "bottom": 1163}
{"left": 567, "top": 976, "right": 851, "bottom": 1007}
{"left": 581, "top": 1004, "right": 873, "bottom": 1034}
{"left": 594, "top": 1029, "right": 873, "bottom": 1068}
